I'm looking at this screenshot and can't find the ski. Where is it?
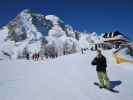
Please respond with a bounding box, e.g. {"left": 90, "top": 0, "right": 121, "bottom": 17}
{"left": 94, "top": 82, "right": 119, "bottom": 93}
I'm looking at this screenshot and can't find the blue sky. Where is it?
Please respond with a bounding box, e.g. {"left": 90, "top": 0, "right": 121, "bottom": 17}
{"left": 0, "top": 0, "right": 133, "bottom": 39}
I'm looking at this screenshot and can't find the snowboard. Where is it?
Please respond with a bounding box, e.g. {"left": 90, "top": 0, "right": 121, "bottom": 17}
{"left": 94, "top": 82, "right": 119, "bottom": 93}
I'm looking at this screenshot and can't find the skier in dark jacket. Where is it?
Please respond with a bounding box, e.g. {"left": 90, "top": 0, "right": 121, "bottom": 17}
{"left": 91, "top": 49, "right": 111, "bottom": 89}
{"left": 26, "top": 53, "right": 30, "bottom": 60}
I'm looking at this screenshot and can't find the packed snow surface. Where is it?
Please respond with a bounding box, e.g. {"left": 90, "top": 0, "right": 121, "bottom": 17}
{"left": 0, "top": 50, "right": 133, "bottom": 100}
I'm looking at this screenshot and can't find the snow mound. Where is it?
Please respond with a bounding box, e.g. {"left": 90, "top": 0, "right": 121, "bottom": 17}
{"left": 115, "top": 48, "right": 133, "bottom": 61}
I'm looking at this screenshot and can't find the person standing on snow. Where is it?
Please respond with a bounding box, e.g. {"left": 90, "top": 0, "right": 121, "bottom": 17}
{"left": 26, "top": 53, "right": 30, "bottom": 60}
{"left": 91, "top": 49, "right": 111, "bottom": 89}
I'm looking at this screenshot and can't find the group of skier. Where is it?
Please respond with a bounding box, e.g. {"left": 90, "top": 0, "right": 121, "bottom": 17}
{"left": 25, "top": 53, "right": 40, "bottom": 60}
{"left": 25, "top": 52, "right": 58, "bottom": 60}
{"left": 32, "top": 53, "right": 40, "bottom": 60}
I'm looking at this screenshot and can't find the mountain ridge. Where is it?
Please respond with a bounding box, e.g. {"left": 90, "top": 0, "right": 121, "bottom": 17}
{"left": 0, "top": 9, "right": 132, "bottom": 60}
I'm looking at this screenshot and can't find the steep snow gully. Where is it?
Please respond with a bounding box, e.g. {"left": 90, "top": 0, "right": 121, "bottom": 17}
{"left": 0, "top": 50, "right": 133, "bottom": 100}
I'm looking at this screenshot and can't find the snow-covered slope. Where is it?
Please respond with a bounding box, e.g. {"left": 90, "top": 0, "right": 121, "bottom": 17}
{"left": 0, "top": 50, "right": 133, "bottom": 100}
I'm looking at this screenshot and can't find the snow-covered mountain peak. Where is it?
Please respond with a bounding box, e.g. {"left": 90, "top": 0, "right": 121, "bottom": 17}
{"left": 45, "top": 15, "right": 64, "bottom": 25}
{"left": 7, "top": 9, "right": 45, "bottom": 41}
{"left": 0, "top": 9, "right": 79, "bottom": 59}
{"left": 91, "top": 32, "right": 97, "bottom": 36}
{"left": 20, "top": 9, "right": 31, "bottom": 15}
{"left": 3, "top": 9, "right": 76, "bottom": 42}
